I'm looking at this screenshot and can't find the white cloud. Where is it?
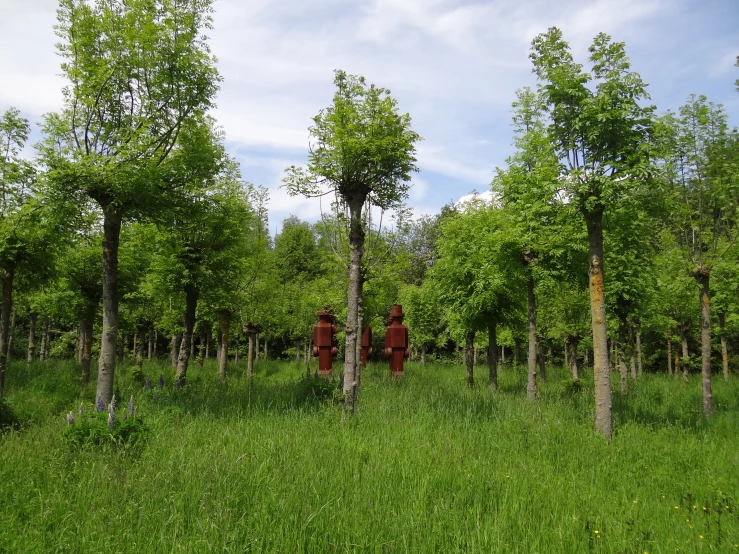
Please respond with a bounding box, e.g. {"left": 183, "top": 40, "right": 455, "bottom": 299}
{"left": 456, "top": 189, "right": 496, "bottom": 207}
{"left": 3, "top": 0, "right": 735, "bottom": 234}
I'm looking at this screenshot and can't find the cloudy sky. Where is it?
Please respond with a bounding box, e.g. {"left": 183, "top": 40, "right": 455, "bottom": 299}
{"left": 1, "top": 0, "right": 737, "bottom": 234}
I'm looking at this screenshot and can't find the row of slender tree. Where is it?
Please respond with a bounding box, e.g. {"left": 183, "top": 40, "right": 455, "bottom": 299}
{"left": 395, "top": 30, "right": 739, "bottom": 440}
{"left": 0, "top": 0, "right": 737, "bottom": 442}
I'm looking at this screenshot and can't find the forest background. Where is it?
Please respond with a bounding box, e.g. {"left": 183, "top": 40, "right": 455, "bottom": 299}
{"left": 0, "top": 0, "right": 739, "bottom": 551}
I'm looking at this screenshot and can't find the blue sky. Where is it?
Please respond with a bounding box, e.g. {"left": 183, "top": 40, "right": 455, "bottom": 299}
{"left": 2, "top": 0, "right": 737, "bottom": 235}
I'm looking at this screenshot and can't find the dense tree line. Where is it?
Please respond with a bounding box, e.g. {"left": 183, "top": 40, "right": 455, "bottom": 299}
{"left": 0, "top": 2, "right": 737, "bottom": 441}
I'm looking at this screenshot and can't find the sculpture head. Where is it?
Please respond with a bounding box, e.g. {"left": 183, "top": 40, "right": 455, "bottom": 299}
{"left": 388, "top": 304, "right": 404, "bottom": 324}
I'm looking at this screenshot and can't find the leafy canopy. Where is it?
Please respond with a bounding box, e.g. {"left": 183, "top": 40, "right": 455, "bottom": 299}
{"left": 283, "top": 70, "right": 421, "bottom": 209}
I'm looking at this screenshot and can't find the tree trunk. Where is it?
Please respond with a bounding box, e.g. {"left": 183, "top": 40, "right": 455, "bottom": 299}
{"left": 205, "top": 331, "right": 210, "bottom": 360}
{"left": 568, "top": 337, "right": 579, "bottom": 380}
{"left": 420, "top": 345, "right": 426, "bottom": 366}
{"left": 80, "top": 303, "right": 95, "bottom": 386}
{"left": 234, "top": 335, "right": 240, "bottom": 364}
{"left": 7, "top": 308, "right": 15, "bottom": 363}
{"left": 353, "top": 307, "right": 362, "bottom": 403}
{"left": 629, "top": 327, "right": 637, "bottom": 380}
{"left": 675, "top": 349, "right": 681, "bottom": 377}
{"left": 343, "top": 198, "right": 365, "bottom": 411}
{"left": 255, "top": 333, "right": 259, "bottom": 362}
{"left": 695, "top": 270, "right": 713, "bottom": 417}
{"left": 135, "top": 325, "right": 145, "bottom": 372}
{"left": 585, "top": 210, "right": 612, "bottom": 440}
{"left": 148, "top": 324, "right": 155, "bottom": 360}
{"left": 76, "top": 323, "right": 82, "bottom": 363}
{"left": 618, "top": 352, "right": 628, "bottom": 394}
{"left": 171, "top": 333, "right": 182, "bottom": 369}
{"left": 295, "top": 340, "right": 300, "bottom": 362}
{"left": 719, "top": 312, "right": 729, "bottom": 381}
{"left": 95, "top": 207, "right": 122, "bottom": 404}
{"left": 118, "top": 334, "right": 125, "bottom": 364}
{"left": 198, "top": 325, "right": 207, "bottom": 368}
{"left": 41, "top": 316, "right": 51, "bottom": 361}
{"left": 488, "top": 322, "right": 498, "bottom": 390}
{"left": 563, "top": 339, "right": 569, "bottom": 369}
{"left": 27, "top": 312, "right": 37, "bottom": 363}
{"left": 526, "top": 274, "right": 537, "bottom": 400}
{"left": 538, "top": 339, "right": 547, "bottom": 381}
{"left": 0, "top": 264, "right": 15, "bottom": 396}
{"left": 667, "top": 332, "right": 673, "bottom": 376}
{"left": 583, "top": 347, "right": 589, "bottom": 369}
{"left": 247, "top": 331, "right": 255, "bottom": 378}
{"left": 501, "top": 346, "right": 505, "bottom": 367}
{"left": 218, "top": 310, "right": 229, "bottom": 382}
{"left": 465, "top": 330, "right": 475, "bottom": 387}
{"left": 175, "top": 285, "right": 199, "bottom": 386}
{"left": 636, "top": 332, "right": 643, "bottom": 376}
{"left": 264, "top": 338, "right": 268, "bottom": 360}
{"left": 680, "top": 326, "right": 689, "bottom": 381}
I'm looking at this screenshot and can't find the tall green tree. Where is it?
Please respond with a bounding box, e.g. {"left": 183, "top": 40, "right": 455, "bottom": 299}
{"left": 529, "top": 28, "right": 654, "bottom": 439}
{"left": 495, "top": 87, "right": 562, "bottom": 400}
{"left": 284, "top": 70, "right": 420, "bottom": 410}
{"left": 154, "top": 153, "right": 258, "bottom": 385}
{"left": 0, "top": 107, "right": 42, "bottom": 395}
{"left": 430, "top": 202, "right": 523, "bottom": 388}
{"left": 658, "top": 97, "right": 739, "bottom": 415}
{"left": 42, "top": 0, "right": 220, "bottom": 403}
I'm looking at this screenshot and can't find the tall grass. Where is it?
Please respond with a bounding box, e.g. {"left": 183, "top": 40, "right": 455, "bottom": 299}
{"left": 1, "top": 358, "right": 737, "bottom": 553}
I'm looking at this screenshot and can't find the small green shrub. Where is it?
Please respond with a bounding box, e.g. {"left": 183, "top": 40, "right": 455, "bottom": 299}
{"left": 562, "top": 377, "right": 583, "bottom": 396}
{"left": 130, "top": 364, "right": 145, "bottom": 385}
{"left": 0, "top": 397, "right": 21, "bottom": 432}
{"left": 64, "top": 403, "right": 149, "bottom": 450}
{"left": 294, "top": 375, "right": 343, "bottom": 405}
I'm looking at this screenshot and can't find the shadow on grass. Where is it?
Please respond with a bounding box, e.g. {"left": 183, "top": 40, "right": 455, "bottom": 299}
{"left": 611, "top": 388, "right": 705, "bottom": 430}
{"left": 4, "top": 360, "right": 347, "bottom": 426}
{"left": 132, "top": 372, "right": 345, "bottom": 419}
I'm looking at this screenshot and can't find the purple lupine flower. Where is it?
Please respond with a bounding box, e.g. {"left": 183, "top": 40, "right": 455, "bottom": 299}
{"left": 110, "top": 395, "right": 117, "bottom": 413}
{"left": 66, "top": 411, "right": 75, "bottom": 425}
{"left": 78, "top": 403, "right": 84, "bottom": 416}
{"left": 107, "top": 410, "right": 115, "bottom": 429}
{"left": 158, "top": 374, "right": 164, "bottom": 390}
{"left": 127, "top": 395, "right": 135, "bottom": 419}
{"left": 144, "top": 377, "right": 152, "bottom": 390}
{"left": 96, "top": 396, "right": 105, "bottom": 412}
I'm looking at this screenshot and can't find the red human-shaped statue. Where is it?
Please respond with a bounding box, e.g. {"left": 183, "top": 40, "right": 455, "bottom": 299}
{"left": 361, "top": 326, "right": 373, "bottom": 368}
{"left": 384, "top": 304, "right": 409, "bottom": 375}
{"left": 313, "top": 309, "right": 338, "bottom": 375}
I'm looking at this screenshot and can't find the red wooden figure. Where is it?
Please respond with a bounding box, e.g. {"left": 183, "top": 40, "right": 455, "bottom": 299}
{"left": 361, "top": 326, "right": 373, "bottom": 367}
{"left": 313, "top": 309, "right": 338, "bottom": 375}
{"left": 384, "top": 305, "right": 409, "bottom": 375}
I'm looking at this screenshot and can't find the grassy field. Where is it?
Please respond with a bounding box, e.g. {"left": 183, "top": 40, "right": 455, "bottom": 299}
{"left": 1, "top": 358, "right": 738, "bottom": 553}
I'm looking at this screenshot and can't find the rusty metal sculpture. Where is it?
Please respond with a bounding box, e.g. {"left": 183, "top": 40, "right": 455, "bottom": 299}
{"left": 313, "top": 308, "right": 338, "bottom": 375}
{"left": 384, "top": 305, "right": 409, "bottom": 375}
{"left": 361, "top": 326, "right": 373, "bottom": 368}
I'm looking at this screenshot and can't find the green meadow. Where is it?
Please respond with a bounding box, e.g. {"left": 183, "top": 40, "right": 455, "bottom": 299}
{"left": 1, "top": 360, "right": 738, "bottom": 553}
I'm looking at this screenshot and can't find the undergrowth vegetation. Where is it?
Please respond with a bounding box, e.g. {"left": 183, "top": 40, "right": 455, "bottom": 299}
{"left": 1, "top": 359, "right": 738, "bottom": 553}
